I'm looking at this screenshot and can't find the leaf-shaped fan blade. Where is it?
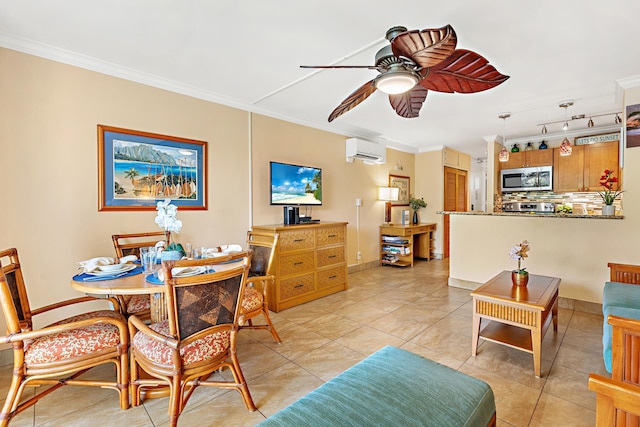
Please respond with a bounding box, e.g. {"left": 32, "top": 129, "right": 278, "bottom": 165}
{"left": 419, "top": 49, "right": 510, "bottom": 93}
{"left": 328, "top": 79, "right": 377, "bottom": 122}
{"left": 389, "top": 86, "right": 429, "bottom": 118}
{"left": 391, "top": 25, "right": 457, "bottom": 69}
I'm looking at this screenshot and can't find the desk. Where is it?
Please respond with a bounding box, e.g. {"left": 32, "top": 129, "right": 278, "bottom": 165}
{"left": 471, "top": 271, "right": 560, "bottom": 377}
{"left": 379, "top": 223, "right": 436, "bottom": 267}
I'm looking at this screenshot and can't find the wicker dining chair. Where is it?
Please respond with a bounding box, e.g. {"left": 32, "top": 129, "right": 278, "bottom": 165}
{"left": 240, "top": 231, "right": 282, "bottom": 343}
{"left": 112, "top": 231, "right": 168, "bottom": 321}
{"left": 0, "top": 248, "right": 129, "bottom": 426}
{"left": 128, "top": 253, "right": 256, "bottom": 426}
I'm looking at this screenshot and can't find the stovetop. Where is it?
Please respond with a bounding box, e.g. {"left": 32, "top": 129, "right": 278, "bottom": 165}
{"left": 503, "top": 201, "right": 556, "bottom": 213}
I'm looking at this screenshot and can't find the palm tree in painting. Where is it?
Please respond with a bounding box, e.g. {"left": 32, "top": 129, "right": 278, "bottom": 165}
{"left": 124, "top": 168, "right": 140, "bottom": 186}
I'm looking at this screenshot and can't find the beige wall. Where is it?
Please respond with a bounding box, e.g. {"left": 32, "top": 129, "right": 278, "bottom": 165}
{"left": 448, "top": 87, "right": 640, "bottom": 304}
{"left": 0, "top": 48, "right": 427, "bottom": 334}
{"left": 415, "top": 150, "right": 444, "bottom": 256}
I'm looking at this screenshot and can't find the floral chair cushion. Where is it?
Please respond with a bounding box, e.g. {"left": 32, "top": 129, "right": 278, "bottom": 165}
{"left": 132, "top": 320, "right": 230, "bottom": 365}
{"left": 242, "top": 287, "right": 263, "bottom": 312}
{"left": 125, "top": 294, "right": 151, "bottom": 314}
{"left": 24, "top": 310, "right": 124, "bottom": 364}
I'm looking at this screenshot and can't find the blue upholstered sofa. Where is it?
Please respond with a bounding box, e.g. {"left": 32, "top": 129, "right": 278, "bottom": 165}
{"left": 602, "top": 263, "right": 640, "bottom": 373}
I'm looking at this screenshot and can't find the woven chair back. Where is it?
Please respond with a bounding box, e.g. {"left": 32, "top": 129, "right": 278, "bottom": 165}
{"left": 162, "top": 254, "right": 250, "bottom": 340}
{"left": 0, "top": 248, "right": 32, "bottom": 332}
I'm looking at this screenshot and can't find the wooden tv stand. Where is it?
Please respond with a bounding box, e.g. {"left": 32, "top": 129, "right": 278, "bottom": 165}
{"left": 251, "top": 222, "right": 348, "bottom": 312}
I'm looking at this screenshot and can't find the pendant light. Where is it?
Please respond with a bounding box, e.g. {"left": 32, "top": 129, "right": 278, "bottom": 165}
{"left": 559, "top": 101, "right": 573, "bottom": 156}
{"left": 498, "top": 113, "right": 510, "bottom": 162}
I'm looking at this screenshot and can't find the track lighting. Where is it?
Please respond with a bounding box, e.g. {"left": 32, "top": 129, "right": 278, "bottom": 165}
{"left": 559, "top": 101, "right": 573, "bottom": 156}
{"left": 536, "top": 106, "right": 621, "bottom": 138}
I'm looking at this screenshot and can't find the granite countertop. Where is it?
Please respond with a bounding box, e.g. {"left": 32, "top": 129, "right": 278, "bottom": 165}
{"left": 438, "top": 211, "right": 624, "bottom": 219}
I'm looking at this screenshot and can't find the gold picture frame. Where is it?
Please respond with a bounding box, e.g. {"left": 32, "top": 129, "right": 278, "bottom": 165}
{"left": 389, "top": 174, "right": 410, "bottom": 206}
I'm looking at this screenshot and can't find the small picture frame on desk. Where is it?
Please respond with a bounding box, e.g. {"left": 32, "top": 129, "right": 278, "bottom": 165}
{"left": 401, "top": 210, "right": 410, "bottom": 225}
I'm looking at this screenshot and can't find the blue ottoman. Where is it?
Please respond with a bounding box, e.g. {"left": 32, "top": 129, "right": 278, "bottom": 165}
{"left": 258, "top": 346, "right": 496, "bottom": 427}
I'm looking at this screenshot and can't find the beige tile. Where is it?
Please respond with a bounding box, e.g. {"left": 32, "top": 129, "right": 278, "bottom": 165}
{"left": 334, "top": 325, "right": 405, "bottom": 356}
{"left": 302, "top": 313, "right": 361, "bottom": 340}
{"left": 554, "top": 342, "right": 608, "bottom": 376}
{"left": 542, "top": 364, "right": 596, "bottom": 409}
{"left": 528, "top": 392, "right": 596, "bottom": 426}
{"left": 568, "top": 311, "right": 605, "bottom": 335}
{"left": 39, "top": 400, "right": 152, "bottom": 427}
{"left": 291, "top": 341, "right": 365, "bottom": 381}
{"left": 461, "top": 364, "right": 541, "bottom": 427}
{"left": 246, "top": 362, "right": 324, "bottom": 418}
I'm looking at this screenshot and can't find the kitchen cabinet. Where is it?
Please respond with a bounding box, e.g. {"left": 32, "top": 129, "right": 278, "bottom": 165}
{"left": 499, "top": 150, "right": 553, "bottom": 169}
{"left": 553, "top": 140, "right": 620, "bottom": 192}
{"left": 443, "top": 147, "right": 471, "bottom": 171}
{"left": 251, "top": 222, "right": 348, "bottom": 312}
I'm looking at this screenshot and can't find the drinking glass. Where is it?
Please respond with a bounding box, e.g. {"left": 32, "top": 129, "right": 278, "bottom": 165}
{"left": 141, "top": 246, "right": 157, "bottom": 274}
{"left": 192, "top": 247, "right": 204, "bottom": 259}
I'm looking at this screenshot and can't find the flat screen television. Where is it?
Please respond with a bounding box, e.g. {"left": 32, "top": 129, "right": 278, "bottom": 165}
{"left": 270, "top": 161, "right": 322, "bottom": 206}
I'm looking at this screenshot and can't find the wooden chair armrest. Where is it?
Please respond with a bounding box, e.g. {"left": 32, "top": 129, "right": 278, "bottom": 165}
{"left": 608, "top": 262, "right": 640, "bottom": 284}
{"left": 128, "top": 315, "right": 178, "bottom": 349}
{"left": 31, "top": 295, "right": 121, "bottom": 316}
{"left": 589, "top": 374, "right": 640, "bottom": 424}
{"left": 246, "top": 274, "right": 274, "bottom": 295}
{"left": 0, "top": 314, "right": 128, "bottom": 345}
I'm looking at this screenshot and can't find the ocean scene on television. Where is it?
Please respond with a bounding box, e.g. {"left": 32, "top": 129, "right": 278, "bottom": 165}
{"left": 112, "top": 139, "right": 198, "bottom": 200}
{"left": 270, "top": 162, "right": 322, "bottom": 205}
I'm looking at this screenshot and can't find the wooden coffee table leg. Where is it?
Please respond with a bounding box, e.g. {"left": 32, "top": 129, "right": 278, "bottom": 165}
{"left": 552, "top": 300, "right": 559, "bottom": 331}
{"left": 531, "top": 328, "right": 542, "bottom": 377}
{"left": 472, "top": 310, "right": 481, "bottom": 356}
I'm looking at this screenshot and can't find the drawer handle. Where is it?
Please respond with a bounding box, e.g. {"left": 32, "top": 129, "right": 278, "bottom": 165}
{"left": 328, "top": 275, "right": 337, "bottom": 279}
{"left": 328, "top": 255, "right": 337, "bottom": 258}
{"left": 328, "top": 234, "right": 337, "bottom": 238}
{"left": 293, "top": 239, "right": 305, "bottom": 243}
{"left": 294, "top": 261, "right": 304, "bottom": 265}
{"left": 294, "top": 284, "right": 304, "bottom": 288}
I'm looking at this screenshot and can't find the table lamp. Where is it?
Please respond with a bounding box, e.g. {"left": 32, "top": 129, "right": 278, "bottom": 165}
{"left": 378, "top": 187, "right": 399, "bottom": 224}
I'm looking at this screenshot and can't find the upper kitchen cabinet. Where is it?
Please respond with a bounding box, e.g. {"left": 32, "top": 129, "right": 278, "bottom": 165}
{"left": 443, "top": 147, "right": 471, "bottom": 171}
{"left": 553, "top": 140, "right": 619, "bottom": 192}
{"left": 499, "top": 150, "right": 553, "bottom": 169}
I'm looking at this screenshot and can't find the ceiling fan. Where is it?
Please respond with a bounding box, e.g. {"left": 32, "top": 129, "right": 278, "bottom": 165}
{"left": 301, "top": 25, "right": 509, "bottom": 122}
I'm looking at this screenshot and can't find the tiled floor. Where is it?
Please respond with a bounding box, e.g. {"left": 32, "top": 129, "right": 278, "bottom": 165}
{"left": 0, "top": 259, "right": 606, "bottom": 426}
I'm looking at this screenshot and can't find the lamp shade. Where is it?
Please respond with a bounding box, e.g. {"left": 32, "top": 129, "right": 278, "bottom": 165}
{"left": 378, "top": 187, "right": 399, "bottom": 201}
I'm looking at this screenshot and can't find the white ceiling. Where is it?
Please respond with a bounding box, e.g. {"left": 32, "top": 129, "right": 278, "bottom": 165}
{"left": 1, "top": 1, "right": 638, "bottom": 158}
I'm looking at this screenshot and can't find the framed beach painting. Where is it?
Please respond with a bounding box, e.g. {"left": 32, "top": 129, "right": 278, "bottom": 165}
{"left": 98, "top": 125, "right": 207, "bottom": 211}
{"left": 389, "top": 174, "right": 410, "bottom": 206}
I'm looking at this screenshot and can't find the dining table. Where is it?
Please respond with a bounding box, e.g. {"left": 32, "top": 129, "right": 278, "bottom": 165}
{"left": 70, "top": 259, "right": 244, "bottom": 323}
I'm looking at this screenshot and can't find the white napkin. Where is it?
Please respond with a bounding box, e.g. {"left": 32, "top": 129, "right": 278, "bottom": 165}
{"left": 78, "top": 255, "right": 138, "bottom": 273}
{"left": 223, "top": 244, "right": 243, "bottom": 253}
{"left": 156, "top": 267, "right": 197, "bottom": 281}
{"left": 120, "top": 255, "right": 138, "bottom": 264}
{"left": 78, "top": 257, "right": 115, "bottom": 273}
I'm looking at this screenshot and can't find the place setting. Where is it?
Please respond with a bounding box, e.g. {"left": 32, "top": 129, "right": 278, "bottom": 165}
{"left": 74, "top": 255, "right": 142, "bottom": 282}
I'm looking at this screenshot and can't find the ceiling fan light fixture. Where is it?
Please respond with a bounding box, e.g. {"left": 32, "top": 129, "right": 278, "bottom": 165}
{"left": 374, "top": 69, "right": 419, "bottom": 95}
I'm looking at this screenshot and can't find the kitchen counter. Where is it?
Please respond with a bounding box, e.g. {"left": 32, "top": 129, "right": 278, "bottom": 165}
{"left": 438, "top": 210, "right": 624, "bottom": 219}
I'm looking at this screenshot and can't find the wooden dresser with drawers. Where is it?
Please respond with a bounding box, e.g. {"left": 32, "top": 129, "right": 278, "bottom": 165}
{"left": 251, "top": 222, "right": 348, "bottom": 312}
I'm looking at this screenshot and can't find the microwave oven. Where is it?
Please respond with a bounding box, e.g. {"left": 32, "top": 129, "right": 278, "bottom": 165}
{"left": 500, "top": 166, "right": 553, "bottom": 192}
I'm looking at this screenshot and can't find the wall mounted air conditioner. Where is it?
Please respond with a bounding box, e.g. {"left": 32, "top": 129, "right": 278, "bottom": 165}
{"left": 345, "top": 138, "right": 386, "bottom": 164}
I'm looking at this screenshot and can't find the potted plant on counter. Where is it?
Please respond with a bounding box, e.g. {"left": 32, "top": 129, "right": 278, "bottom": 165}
{"left": 598, "top": 169, "right": 623, "bottom": 216}
{"left": 409, "top": 195, "right": 427, "bottom": 225}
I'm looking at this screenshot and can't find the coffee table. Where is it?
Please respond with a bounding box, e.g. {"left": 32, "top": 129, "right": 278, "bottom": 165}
{"left": 471, "top": 270, "right": 560, "bottom": 377}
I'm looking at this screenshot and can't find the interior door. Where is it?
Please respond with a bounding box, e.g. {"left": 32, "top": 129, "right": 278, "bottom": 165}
{"left": 443, "top": 167, "right": 468, "bottom": 258}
